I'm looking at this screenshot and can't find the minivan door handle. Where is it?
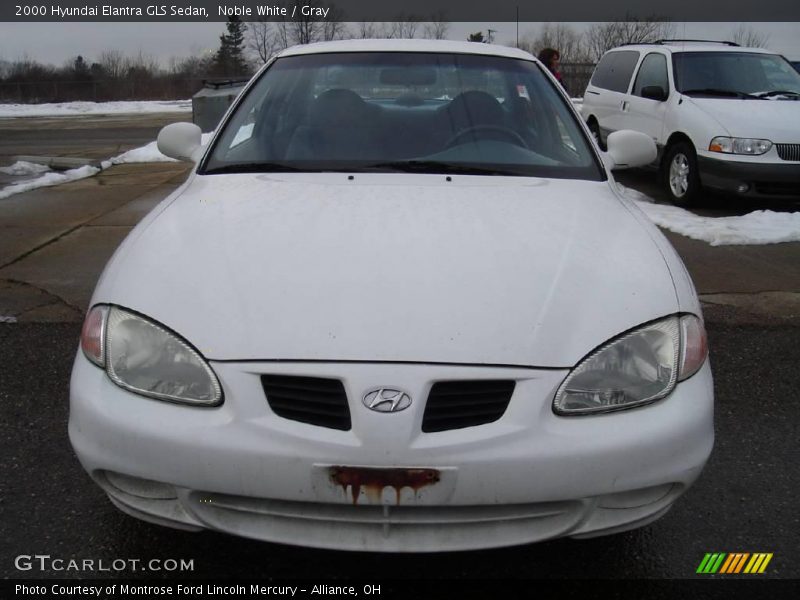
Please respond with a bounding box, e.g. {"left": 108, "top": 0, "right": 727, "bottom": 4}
{"left": 621, "top": 100, "right": 629, "bottom": 111}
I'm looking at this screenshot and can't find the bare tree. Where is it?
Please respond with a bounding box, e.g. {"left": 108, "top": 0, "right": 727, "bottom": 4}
{"left": 247, "top": 1, "right": 348, "bottom": 64}
{"left": 518, "top": 23, "right": 591, "bottom": 63}
{"left": 98, "top": 49, "right": 127, "bottom": 79}
{"left": 383, "top": 15, "right": 421, "bottom": 39}
{"left": 422, "top": 12, "right": 450, "bottom": 40}
{"left": 356, "top": 22, "right": 378, "bottom": 39}
{"left": 730, "top": 24, "right": 770, "bottom": 48}
{"left": 584, "top": 18, "right": 676, "bottom": 61}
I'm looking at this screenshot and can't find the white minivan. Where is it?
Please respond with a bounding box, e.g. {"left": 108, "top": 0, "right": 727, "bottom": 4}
{"left": 582, "top": 41, "right": 800, "bottom": 205}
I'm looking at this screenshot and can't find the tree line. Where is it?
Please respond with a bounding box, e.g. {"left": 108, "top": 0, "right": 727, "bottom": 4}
{"left": 0, "top": 8, "right": 771, "bottom": 104}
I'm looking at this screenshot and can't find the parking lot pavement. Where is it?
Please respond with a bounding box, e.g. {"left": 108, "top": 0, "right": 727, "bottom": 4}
{"left": 0, "top": 162, "right": 191, "bottom": 319}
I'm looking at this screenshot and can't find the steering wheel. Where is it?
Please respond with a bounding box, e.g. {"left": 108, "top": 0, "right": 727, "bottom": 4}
{"left": 445, "top": 125, "right": 529, "bottom": 150}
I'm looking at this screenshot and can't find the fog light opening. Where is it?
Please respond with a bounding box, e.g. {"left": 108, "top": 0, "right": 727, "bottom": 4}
{"left": 597, "top": 483, "right": 676, "bottom": 509}
{"left": 736, "top": 183, "right": 750, "bottom": 194}
{"left": 102, "top": 471, "right": 178, "bottom": 500}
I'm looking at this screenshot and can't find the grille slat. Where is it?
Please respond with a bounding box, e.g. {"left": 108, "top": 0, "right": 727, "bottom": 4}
{"left": 423, "top": 380, "right": 515, "bottom": 432}
{"left": 776, "top": 143, "right": 800, "bottom": 162}
{"left": 262, "top": 375, "right": 350, "bottom": 430}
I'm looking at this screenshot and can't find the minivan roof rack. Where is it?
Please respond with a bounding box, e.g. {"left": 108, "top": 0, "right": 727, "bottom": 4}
{"left": 654, "top": 39, "right": 739, "bottom": 46}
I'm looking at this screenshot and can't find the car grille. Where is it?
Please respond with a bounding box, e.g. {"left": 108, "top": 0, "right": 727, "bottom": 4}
{"left": 422, "top": 380, "right": 515, "bottom": 432}
{"left": 261, "top": 375, "right": 351, "bottom": 430}
{"left": 776, "top": 143, "right": 800, "bottom": 161}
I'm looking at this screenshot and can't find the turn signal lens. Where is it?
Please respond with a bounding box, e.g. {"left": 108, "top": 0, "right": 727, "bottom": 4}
{"left": 80, "top": 305, "right": 109, "bottom": 367}
{"left": 678, "top": 314, "right": 708, "bottom": 381}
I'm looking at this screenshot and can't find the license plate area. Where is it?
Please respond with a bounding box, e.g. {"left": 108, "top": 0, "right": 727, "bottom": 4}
{"left": 313, "top": 465, "right": 457, "bottom": 506}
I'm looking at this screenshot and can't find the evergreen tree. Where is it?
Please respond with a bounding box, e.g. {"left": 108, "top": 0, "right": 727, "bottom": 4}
{"left": 467, "top": 32, "right": 485, "bottom": 43}
{"left": 213, "top": 17, "right": 249, "bottom": 76}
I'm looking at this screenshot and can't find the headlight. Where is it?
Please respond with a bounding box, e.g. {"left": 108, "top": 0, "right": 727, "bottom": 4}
{"left": 553, "top": 315, "right": 707, "bottom": 416}
{"left": 709, "top": 136, "right": 772, "bottom": 155}
{"left": 80, "top": 305, "right": 222, "bottom": 406}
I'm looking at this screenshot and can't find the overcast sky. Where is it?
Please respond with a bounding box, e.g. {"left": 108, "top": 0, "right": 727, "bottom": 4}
{"left": 0, "top": 22, "right": 798, "bottom": 67}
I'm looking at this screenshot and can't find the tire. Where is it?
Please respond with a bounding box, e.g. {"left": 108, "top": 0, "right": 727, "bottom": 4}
{"left": 587, "top": 119, "right": 606, "bottom": 151}
{"left": 663, "top": 142, "right": 701, "bottom": 207}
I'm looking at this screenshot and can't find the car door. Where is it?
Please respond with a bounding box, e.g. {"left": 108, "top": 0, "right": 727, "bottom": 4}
{"left": 624, "top": 52, "right": 671, "bottom": 151}
{"left": 584, "top": 50, "right": 640, "bottom": 139}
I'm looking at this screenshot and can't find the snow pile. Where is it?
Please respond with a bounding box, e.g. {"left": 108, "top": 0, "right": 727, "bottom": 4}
{"left": 111, "top": 140, "right": 177, "bottom": 164}
{"left": 0, "top": 165, "right": 100, "bottom": 200}
{"left": 0, "top": 132, "right": 215, "bottom": 199}
{"left": 635, "top": 202, "right": 800, "bottom": 246}
{"left": 0, "top": 100, "right": 191, "bottom": 118}
{"left": 0, "top": 160, "right": 51, "bottom": 176}
{"left": 617, "top": 183, "right": 800, "bottom": 246}
{"left": 111, "top": 132, "right": 215, "bottom": 164}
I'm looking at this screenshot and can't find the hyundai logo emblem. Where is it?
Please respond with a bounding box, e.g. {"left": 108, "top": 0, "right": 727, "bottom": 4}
{"left": 362, "top": 388, "right": 412, "bottom": 413}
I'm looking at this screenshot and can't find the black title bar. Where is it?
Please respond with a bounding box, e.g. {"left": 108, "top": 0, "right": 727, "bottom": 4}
{"left": 2, "top": 0, "right": 800, "bottom": 22}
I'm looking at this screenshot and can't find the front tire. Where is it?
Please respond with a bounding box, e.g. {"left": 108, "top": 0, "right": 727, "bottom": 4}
{"left": 587, "top": 118, "right": 606, "bottom": 151}
{"left": 663, "top": 142, "right": 701, "bottom": 207}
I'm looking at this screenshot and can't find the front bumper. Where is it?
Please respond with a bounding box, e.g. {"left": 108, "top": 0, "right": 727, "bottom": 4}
{"left": 69, "top": 355, "right": 714, "bottom": 552}
{"left": 697, "top": 156, "right": 800, "bottom": 198}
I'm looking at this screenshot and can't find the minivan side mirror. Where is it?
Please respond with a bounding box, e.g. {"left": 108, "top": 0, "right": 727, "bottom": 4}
{"left": 604, "top": 130, "right": 657, "bottom": 170}
{"left": 641, "top": 85, "right": 668, "bottom": 101}
{"left": 157, "top": 122, "right": 204, "bottom": 163}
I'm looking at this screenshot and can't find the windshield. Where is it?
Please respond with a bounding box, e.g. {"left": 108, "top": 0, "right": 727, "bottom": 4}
{"left": 673, "top": 51, "right": 800, "bottom": 97}
{"left": 202, "top": 52, "right": 603, "bottom": 180}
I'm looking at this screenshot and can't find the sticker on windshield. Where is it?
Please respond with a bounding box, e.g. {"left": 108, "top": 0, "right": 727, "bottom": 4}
{"left": 517, "top": 85, "right": 530, "bottom": 99}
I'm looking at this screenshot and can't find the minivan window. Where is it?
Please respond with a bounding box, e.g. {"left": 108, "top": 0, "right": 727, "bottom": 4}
{"left": 590, "top": 51, "right": 640, "bottom": 93}
{"left": 673, "top": 51, "right": 800, "bottom": 96}
{"left": 633, "top": 53, "right": 669, "bottom": 97}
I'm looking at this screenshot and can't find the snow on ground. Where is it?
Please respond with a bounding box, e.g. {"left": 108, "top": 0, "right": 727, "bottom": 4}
{"left": 617, "top": 183, "right": 800, "bottom": 246}
{"left": 0, "top": 100, "right": 191, "bottom": 118}
{"left": 0, "top": 160, "right": 51, "bottom": 176}
{"left": 0, "top": 165, "right": 100, "bottom": 200}
{"left": 111, "top": 132, "right": 215, "bottom": 164}
{"left": 0, "top": 132, "right": 215, "bottom": 199}
{"left": 635, "top": 201, "right": 800, "bottom": 246}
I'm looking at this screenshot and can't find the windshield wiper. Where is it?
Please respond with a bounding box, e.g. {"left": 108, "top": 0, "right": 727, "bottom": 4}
{"left": 359, "top": 160, "right": 519, "bottom": 176}
{"left": 753, "top": 90, "right": 800, "bottom": 99}
{"left": 681, "top": 88, "right": 761, "bottom": 99}
{"left": 202, "top": 162, "right": 312, "bottom": 175}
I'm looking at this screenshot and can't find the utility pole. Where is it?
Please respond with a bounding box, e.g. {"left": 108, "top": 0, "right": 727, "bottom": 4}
{"left": 487, "top": 29, "right": 496, "bottom": 44}
{"left": 516, "top": 6, "right": 519, "bottom": 48}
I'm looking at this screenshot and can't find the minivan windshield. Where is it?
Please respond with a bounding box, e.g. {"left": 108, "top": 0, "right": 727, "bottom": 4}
{"left": 202, "top": 52, "right": 603, "bottom": 180}
{"left": 673, "top": 52, "right": 800, "bottom": 98}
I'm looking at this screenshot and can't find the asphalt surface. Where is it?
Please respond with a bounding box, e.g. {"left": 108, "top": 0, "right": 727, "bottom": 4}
{"left": 1, "top": 114, "right": 799, "bottom": 584}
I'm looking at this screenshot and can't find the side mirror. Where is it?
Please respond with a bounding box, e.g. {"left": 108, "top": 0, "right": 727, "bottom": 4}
{"left": 604, "top": 130, "right": 657, "bottom": 170}
{"left": 641, "top": 85, "right": 668, "bottom": 101}
{"left": 157, "top": 122, "right": 204, "bottom": 163}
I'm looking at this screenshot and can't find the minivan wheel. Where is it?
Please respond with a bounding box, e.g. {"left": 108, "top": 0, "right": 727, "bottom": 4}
{"left": 588, "top": 119, "right": 606, "bottom": 151}
{"left": 663, "top": 142, "right": 700, "bottom": 206}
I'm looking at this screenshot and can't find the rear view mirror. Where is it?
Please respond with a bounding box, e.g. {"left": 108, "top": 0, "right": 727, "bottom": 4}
{"left": 604, "top": 130, "right": 657, "bottom": 170}
{"left": 641, "top": 85, "right": 668, "bottom": 101}
{"left": 380, "top": 67, "right": 437, "bottom": 86}
{"left": 157, "top": 122, "right": 203, "bottom": 163}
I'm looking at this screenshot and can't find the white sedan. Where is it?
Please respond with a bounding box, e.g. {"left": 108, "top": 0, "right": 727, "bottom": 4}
{"left": 69, "top": 39, "right": 713, "bottom": 552}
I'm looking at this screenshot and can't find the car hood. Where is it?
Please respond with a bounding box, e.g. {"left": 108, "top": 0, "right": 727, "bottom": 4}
{"left": 688, "top": 97, "right": 800, "bottom": 140}
{"left": 96, "top": 173, "right": 678, "bottom": 367}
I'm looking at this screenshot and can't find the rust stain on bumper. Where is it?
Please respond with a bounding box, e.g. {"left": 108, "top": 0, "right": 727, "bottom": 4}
{"left": 328, "top": 466, "right": 441, "bottom": 505}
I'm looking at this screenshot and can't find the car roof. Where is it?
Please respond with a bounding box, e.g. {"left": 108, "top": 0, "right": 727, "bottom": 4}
{"left": 277, "top": 39, "right": 537, "bottom": 61}
{"left": 607, "top": 43, "right": 777, "bottom": 55}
